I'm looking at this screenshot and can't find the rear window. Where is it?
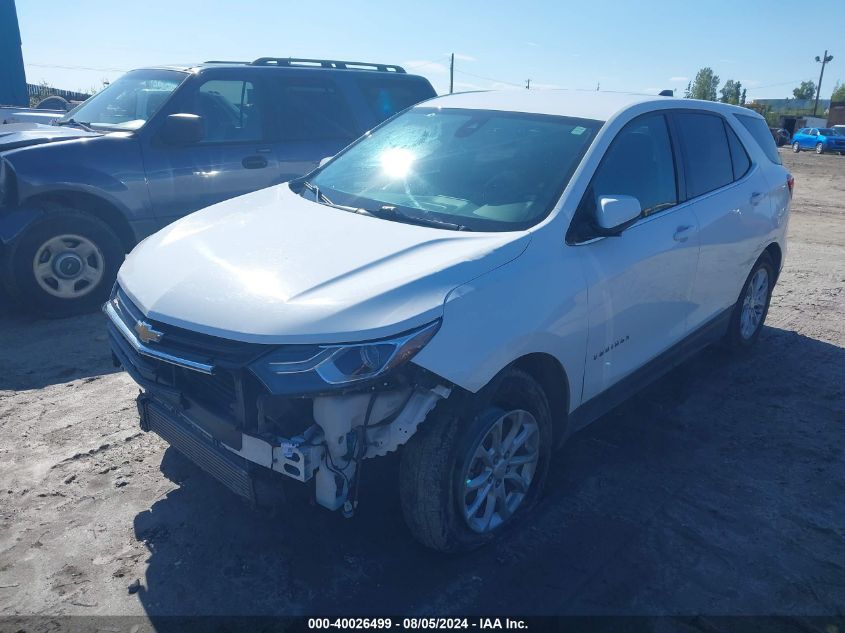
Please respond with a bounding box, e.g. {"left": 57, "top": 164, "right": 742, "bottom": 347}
{"left": 675, "top": 112, "right": 733, "bottom": 198}
{"left": 357, "top": 78, "right": 436, "bottom": 123}
{"left": 735, "top": 114, "right": 782, "bottom": 164}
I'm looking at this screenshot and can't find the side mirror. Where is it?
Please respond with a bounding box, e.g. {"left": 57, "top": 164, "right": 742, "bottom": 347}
{"left": 161, "top": 113, "right": 204, "bottom": 145}
{"left": 319, "top": 156, "right": 333, "bottom": 168}
{"left": 594, "top": 195, "right": 642, "bottom": 236}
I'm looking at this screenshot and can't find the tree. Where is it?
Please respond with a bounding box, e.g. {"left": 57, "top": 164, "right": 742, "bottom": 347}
{"left": 684, "top": 81, "right": 691, "bottom": 98}
{"left": 720, "top": 79, "right": 742, "bottom": 105}
{"left": 740, "top": 88, "right": 747, "bottom": 105}
{"left": 831, "top": 81, "right": 845, "bottom": 102}
{"left": 690, "top": 67, "right": 720, "bottom": 101}
{"left": 792, "top": 80, "right": 816, "bottom": 100}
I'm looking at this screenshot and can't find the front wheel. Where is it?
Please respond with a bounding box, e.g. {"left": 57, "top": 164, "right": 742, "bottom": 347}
{"left": 816, "top": 142, "right": 824, "bottom": 154}
{"left": 2, "top": 210, "right": 125, "bottom": 317}
{"left": 792, "top": 142, "right": 800, "bottom": 153}
{"left": 724, "top": 253, "right": 774, "bottom": 350}
{"left": 399, "top": 368, "right": 552, "bottom": 552}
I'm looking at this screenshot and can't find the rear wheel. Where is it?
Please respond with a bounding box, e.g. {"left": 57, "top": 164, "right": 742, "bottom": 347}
{"left": 816, "top": 142, "right": 824, "bottom": 154}
{"left": 724, "top": 253, "right": 774, "bottom": 350}
{"left": 792, "top": 142, "right": 800, "bottom": 153}
{"left": 399, "top": 368, "right": 552, "bottom": 552}
{"left": 2, "top": 209, "right": 124, "bottom": 317}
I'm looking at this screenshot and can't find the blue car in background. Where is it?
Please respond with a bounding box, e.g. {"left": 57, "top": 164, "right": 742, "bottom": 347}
{"left": 791, "top": 127, "right": 845, "bottom": 155}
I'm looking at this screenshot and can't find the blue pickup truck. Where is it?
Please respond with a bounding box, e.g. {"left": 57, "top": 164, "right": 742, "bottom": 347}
{"left": 0, "top": 57, "right": 435, "bottom": 316}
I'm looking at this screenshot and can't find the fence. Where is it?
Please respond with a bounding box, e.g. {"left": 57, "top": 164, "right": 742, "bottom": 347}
{"left": 26, "top": 83, "right": 90, "bottom": 102}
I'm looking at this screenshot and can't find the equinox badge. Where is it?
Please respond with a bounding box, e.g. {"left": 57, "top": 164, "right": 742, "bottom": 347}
{"left": 134, "top": 320, "right": 164, "bottom": 344}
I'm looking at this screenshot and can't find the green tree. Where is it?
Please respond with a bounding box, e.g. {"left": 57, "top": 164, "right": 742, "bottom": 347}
{"left": 792, "top": 80, "right": 816, "bottom": 100}
{"left": 720, "top": 79, "right": 742, "bottom": 104}
{"left": 740, "top": 88, "right": 747, "bottom": 105}
{"left": 684, "top": 81, "right": 691, "bottom": 98}
{"left": 831, "top": 81, "right": 845, "bottom": 102}
{"left": 690, "top": 67, "right": 720, "bottom": 101}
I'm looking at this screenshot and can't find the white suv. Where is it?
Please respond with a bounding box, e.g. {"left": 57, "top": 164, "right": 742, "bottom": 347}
{"left": 106, "top": 91, "right": 792, "bottom": 551}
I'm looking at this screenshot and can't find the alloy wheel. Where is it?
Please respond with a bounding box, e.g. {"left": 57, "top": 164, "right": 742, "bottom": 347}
{"left": 460, "top": 409, "right": 540, "bottom": 534}
{"left": 740, "top": 267, "right": 768, "bottom": 340}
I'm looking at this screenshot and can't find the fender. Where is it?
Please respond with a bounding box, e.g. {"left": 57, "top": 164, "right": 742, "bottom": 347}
{"left": 0, "top": 206, "right": 45, "bottom": 244}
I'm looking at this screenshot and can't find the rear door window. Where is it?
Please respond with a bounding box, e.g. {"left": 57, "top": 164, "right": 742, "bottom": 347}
{"left": 735, "top": 114, "right": 782, "bottom": 165}
{"left": 675, "top": 112, "right": 734, "bottom": 198}
{"left": 357, "top": 78, "right": 436, "bottom": 123}
{"left": 268, "top": 77, "right": 359, "bottom": 142}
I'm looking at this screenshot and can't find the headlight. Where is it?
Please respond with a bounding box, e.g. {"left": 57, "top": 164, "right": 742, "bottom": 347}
{"left": 249, "top": 320, "right": 440, "bottom": 393}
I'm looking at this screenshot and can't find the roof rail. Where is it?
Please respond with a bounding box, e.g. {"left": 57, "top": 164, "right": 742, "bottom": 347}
{"left": 250, "top": 57, "right": 406, "bottom": 73}
{"left": 204, "top": 60, "right": 250, "bottom": 65}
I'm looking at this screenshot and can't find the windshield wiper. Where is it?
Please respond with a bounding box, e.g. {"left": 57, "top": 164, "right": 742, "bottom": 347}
{"left": 374, "top": 204, "right": 469, "bottom": 231}
{"left": 54, "top": 119, "right": 95, "bottom": 132}
{"left": 298, "top": 180, "right": 370, "bottom": 214}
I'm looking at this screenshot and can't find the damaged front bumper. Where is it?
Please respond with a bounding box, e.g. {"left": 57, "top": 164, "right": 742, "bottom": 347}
{"left": 106, "top": 287, "right": 450, "bottom": 514}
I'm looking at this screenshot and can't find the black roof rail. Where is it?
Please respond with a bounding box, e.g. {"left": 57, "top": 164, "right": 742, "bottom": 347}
{"left": 250, "top": 57, "right": 406, "bottom": 73}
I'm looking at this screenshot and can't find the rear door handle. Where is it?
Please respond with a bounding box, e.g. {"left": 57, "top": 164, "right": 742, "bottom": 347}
{"left": 750, "top": 191, "right": 765, "bottom": 206}
{"left": 673, "top": 225, "right": 693, "bottom": 242}
{"left": 242, "top": 155, "right": 268, "bottom": 169}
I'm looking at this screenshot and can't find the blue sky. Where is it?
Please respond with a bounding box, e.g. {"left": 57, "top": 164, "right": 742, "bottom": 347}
{"left": 16, "top": 0, "right": 845, "bottom": 100}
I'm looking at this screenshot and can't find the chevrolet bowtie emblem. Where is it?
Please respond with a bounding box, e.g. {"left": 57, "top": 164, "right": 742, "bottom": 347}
{"left": 134, "top": 320, "right": 164, "bottom": 344}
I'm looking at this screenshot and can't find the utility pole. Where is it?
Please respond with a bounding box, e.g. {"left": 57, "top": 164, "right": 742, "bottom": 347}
{"left": 813, "top": 50, "right": 834, "bottom": 116}
{"left": 525, "top": 79, "right": 531, "bottom": 90}
{"left": 449, "top": 53, "right": 454, "bottom": 94}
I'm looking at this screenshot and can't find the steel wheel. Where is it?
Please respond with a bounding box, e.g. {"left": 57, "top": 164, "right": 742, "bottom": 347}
{"left": 740, "top": 267, "right": 769, "bottom": 340}
{"left": 460, "top": 409, "right": 540, "bottom": 534}
{"left": 32, "top": 233, "right": 105, "bottom": 299}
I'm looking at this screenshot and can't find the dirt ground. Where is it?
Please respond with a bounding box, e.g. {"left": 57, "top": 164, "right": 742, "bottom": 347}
{"left": 0, "top": 148, "right": 843, "bottom": 622}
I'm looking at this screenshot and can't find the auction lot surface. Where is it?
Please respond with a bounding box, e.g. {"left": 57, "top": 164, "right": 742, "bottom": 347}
{"left": 1, "top": 149, "right": 843, "bottom": 618}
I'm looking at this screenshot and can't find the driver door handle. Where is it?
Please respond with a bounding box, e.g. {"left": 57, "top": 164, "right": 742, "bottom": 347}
{"left": 242, "top": 155, "right": 268, "bottom": 169}
{"left": 673, "top": 225, "right": 694, "bottom": 242}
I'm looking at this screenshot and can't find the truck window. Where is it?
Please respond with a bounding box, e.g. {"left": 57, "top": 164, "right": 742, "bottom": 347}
{"left": 269, "top": 77, "right": 358, "bottom": 142}
{"left": 188, "top": 79, "right": 263, "bottom": 143}
{"left": 357, "top": 78, "right": 436, "bottom": 123}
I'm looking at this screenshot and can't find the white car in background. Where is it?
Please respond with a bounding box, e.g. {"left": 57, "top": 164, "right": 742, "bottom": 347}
{"left": 105, "top": 90, "right": 792, "bottom": 551}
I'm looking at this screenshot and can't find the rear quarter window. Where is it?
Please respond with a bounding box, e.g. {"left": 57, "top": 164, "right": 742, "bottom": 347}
{"left": 357, "top": 78, "right": 436, "bottom": 123}
{"left": 736, "top": 114, "right": 782, "bottom": 164}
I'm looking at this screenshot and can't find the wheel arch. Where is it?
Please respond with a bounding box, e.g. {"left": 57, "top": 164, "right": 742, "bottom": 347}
{"left": 510, "top": 352, "right": 571, "bottom": 447}
{"left": 763, "top": 241, "right": 782, "bottom": 281}
{"left": 24, "top": 191, "right": 136, "bottom": 253}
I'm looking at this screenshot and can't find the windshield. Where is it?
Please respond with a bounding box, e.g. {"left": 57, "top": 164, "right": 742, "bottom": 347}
{"left": 59, "top": 69, "right": 187, "bottom": 131}
{"left": 308, "top": 107, "right": 602, "bottom": 231}
{"left": 819, "top": 128, "right": 838, "bottom": 136}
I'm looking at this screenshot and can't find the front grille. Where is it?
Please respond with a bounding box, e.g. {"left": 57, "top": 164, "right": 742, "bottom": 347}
{"left": 141, "top": 398, "right": 256, "bottom": 503}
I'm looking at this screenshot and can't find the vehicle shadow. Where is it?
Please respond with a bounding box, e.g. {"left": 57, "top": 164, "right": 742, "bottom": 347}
{"left": 133, "top": 325, "right": 845, "bottom": 618}
{"left": 0, "top": 296, "right": 120, "bottom": 390}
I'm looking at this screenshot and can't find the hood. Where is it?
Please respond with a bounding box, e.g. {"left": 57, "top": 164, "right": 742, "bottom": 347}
{"left": 118, "top": 185, "right": 530, "bottom": 344}
{"left": 0, "top": 123, "right": 101, "bottom": 152}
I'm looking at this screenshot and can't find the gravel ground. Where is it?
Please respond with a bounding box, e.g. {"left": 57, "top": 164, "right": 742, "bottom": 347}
{"left": 0, "top": 149, "right": 843, "bottom": 620}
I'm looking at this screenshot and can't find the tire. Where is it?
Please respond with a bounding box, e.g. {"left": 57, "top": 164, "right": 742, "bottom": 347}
{"left": 816, "top": 142, "right": 824, "bottom": 155}
{"left": 724, "top": 252, "right": 775, "bottom": 350}
{"left": 2, "top": 209, "right": 125, "bottom": 317}
{"left": 399, "top": 367, "right": 552, "bottom": 552}
{"left": 792, "top": 142, "right": 800, "bottom": 153}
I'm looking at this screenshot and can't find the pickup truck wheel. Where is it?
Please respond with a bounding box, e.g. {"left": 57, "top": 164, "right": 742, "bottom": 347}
{"left": 724, "top": 253, "right": 774, "bottom": 350}
{"left": 399, "top": 368, "right": 551, "bottom": 552}
{"left": 3, "top": 210, "right": 124, "bottom": 317}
